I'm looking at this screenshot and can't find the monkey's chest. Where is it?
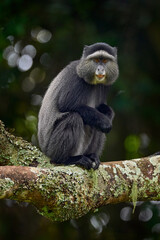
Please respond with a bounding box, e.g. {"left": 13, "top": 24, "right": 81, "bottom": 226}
{"left": 87, "top": 95, "right": 99, "bottom": 108}
{"left": 87, "top": 98, "right": 96, "bottom": 108}
{"left": 86, "top": 89, "right": 103, "bottom": 108}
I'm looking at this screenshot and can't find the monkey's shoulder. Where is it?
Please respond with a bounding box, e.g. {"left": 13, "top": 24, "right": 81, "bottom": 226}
{"left": 53, "top": 60, "right": 86, "bottom": 88}
{"left": 61, "top": 60, "right": 80, "bottom": 76}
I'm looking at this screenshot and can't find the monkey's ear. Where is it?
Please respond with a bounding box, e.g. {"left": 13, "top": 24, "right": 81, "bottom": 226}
{"left": 113, "top": 47, "right": 118, "bottom": 57}
{"left": 82, "top": 45, "right": 89, "bottom": 57}
{"left": 83, "top": 45, "right": 89, "bottom": 50}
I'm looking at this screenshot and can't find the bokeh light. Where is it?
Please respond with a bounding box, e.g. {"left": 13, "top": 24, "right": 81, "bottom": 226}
{"left": 22, "top": 77, "right": 35, "bottom": 92}
{"left": 21, "top": 45, "right": 37, "bottom": 58}
{"left": 90, "top": 212, "right": 110, "bottom": 234}
{"left": 139, "top": 208, "right": 153, "bottom": 222}
{"left": 120, "top": 206, "right": 132, "bottom": 221}
{"left": 31, "top": 94, "right": 43, "bottom": 106}
{"left": 30, "top": 68, "right": 46, "bottom": 83}
{"left": 3, "top": 41, "right": 36, "bottom": 72}
{"left": 31, "top": 27, "right": 52, "bottom": 43}
{"left": 152, "top": 223, "right": 160, "bottom": 233}
{"left": 18, "top": 55, "right": 33, "bottom": 71}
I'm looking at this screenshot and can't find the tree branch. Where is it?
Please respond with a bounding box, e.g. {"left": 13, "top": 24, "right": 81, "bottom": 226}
{"left": 0, "top": 120, "right": 160, "bottom": 222}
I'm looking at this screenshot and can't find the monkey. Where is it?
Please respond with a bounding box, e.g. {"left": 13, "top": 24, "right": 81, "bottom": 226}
{"left": 38, "top": 42, "right": 119, "bottom": 170}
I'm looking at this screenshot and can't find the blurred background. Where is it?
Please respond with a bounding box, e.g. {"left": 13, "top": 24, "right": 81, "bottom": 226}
{"left": 0, "top": 0, "right": 160, "bottom": 239}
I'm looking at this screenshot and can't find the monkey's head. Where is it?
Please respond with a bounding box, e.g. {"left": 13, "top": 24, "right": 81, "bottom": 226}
{"left": 77, "top": 42, "right": 119, "bottom": 85}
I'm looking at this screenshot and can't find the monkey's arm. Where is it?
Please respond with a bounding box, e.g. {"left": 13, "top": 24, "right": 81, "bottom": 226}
{"left": 58, "top": 100, "right": 112, "bottom": 133}
{"left": 75, "top": 105, "right": 112, "bottom": 133}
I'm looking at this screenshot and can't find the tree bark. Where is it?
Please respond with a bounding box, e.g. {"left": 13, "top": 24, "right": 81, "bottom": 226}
{"left": 0, "top": 120, "right": 160, "bottom": 222}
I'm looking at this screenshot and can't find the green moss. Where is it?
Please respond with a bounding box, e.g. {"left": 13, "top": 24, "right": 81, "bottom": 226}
{"left": 89, "top": 168, "right": 98, "bottom": 189}
{"left": 99, "top": 165, "right": 111, "bottom": 182}
{"left": 30, "top": 166, "right": 101, "bottom": 221}
{"left": 39, "top": 206, "right": 59, "bottom": 221}
{"left": 130, "top": 181, "right": 137, "bottom": 213}
{"left": 0, "top": 178, "right": 14, "bottom": 199}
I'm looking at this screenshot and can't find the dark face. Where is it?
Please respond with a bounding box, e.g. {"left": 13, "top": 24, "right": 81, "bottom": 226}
{"left": 77, "top": 53, "right": 119, "bottom": 86}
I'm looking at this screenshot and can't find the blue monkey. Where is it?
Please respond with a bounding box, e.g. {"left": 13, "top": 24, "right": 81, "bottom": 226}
{"left": 38, "top": 43, "right": 119, "bottom": 170}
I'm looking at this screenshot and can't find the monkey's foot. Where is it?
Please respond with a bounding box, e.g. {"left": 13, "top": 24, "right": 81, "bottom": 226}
{"left": 65, "top": 155, "right": 100, "bottom": 170}
{"left": 85, "top": 153, "right": 100, "bottom": 170}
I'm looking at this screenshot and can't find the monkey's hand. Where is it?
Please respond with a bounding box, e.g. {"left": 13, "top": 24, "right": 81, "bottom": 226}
{"left": 97, "top": 103, "right": 115, "bottom": 120}
{"left": 97, "top": 117, "right": 112, "bottom": 133}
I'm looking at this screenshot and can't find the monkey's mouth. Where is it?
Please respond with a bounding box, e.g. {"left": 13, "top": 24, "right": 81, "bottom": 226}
{"left": 95, "top": 74, "right": 105, "bottom": 81}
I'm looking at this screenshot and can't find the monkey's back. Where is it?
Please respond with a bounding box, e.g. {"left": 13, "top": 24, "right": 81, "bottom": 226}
{"left": 38, "top": 62, "right": 76, "bottom": 152}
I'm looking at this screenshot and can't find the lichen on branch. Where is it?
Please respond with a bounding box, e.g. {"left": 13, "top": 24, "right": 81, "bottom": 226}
{"left": 0, "top": 120, "right": 160, "bottom": 222}
{"left": 0, "top": 120, "right": 50, "bottom": 167}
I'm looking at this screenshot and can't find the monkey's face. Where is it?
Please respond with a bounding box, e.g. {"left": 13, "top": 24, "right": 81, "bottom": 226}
{"left": 77, "top": 53, "right": 119, "bottom": 86}
{"left": 92, "top": 57, "right": 119, "bottom": 85}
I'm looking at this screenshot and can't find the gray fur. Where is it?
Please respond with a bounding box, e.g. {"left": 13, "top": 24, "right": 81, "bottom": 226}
{"left": 38, "top": 42, "right": 119, "bottom": 166}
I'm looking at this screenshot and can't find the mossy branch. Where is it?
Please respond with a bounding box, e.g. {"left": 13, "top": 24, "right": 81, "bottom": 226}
{"left": 0, "top": 120, "right": 160, "bottom": 222}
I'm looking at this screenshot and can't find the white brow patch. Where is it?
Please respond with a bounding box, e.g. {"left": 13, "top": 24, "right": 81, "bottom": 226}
{"left": 86, "top": 50, "right": 115, "bottom": 61}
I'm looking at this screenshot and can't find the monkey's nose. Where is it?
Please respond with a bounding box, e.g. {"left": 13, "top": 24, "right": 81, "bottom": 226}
{"left": 96, "top": 65, "right": 105, "bottom": 76}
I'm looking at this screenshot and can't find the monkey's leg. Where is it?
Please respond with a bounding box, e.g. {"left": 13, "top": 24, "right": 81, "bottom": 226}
{"left": 85, "top": 130, "right": 106, "bottom": 156}
{"left": 83, "top": 130, "right": 106, "bottom": 167}
{"left": 48, "top": 113, "right": 98, "bottom": 170}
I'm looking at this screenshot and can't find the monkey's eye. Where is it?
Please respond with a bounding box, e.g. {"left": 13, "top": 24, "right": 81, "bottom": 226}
{"left": 94, "top": 58, "right": 100, "bottom": 63}
{"left": 102, "top": 59, "right": 108, "bottom": 63}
